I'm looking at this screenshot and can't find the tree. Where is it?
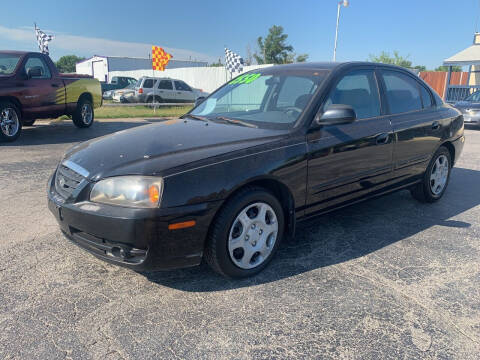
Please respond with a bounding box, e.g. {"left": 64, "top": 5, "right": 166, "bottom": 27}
{"left": 413, "top": 65, "right": 427, "bottom": 72}
{"left": 56, "top": 55, "right": 85, "bottom": 73}
{"left": 435, "top": 65, "right": 462, "bottom": 72}
{"left": 209, "top": 58, "right": 224, "bottom": 67}
{"left": 254, "top": 25, "right": 307, "bottom": 64}
{"left": 368, "top": 51, "right": 412, "bottom": 68}
{"left": 295, "top": 54, "right": 309, "bottom": 63}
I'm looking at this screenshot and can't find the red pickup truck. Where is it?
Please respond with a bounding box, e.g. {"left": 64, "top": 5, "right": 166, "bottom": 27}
{"left": 0, "top": 51, "right": 102, "bottom": 142}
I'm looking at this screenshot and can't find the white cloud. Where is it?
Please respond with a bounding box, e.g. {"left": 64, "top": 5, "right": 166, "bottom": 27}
{"left": 0, "top": 25, "right": 216, "bottom": 62}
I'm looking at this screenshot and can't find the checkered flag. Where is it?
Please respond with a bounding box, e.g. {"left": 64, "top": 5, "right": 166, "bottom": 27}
{"left": 35, "top": 24, "right": 53, "bottom": 55}
{"left": 225, "top": 48, "right": 244, "bottom": 74}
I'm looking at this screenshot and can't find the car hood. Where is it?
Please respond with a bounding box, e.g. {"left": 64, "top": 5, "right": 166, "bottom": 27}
{"left": 454, "top": 101, "right": 480, "bottom": 110}
{"left": 63, "top": 118, "right": 289, "bottom": 180}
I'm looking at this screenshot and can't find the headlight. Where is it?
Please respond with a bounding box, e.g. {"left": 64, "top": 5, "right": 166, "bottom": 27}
{"left": 90, "top": 176, "right": 163, "bottom": 208}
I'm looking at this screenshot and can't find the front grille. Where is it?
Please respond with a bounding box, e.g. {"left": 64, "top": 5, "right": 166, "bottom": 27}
{"left": 55, "top": 165, "right": 85, "bottom": 199}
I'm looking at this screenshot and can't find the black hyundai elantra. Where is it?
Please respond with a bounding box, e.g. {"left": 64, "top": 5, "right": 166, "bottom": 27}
{"left": 48, "top": 62, "right": 464, "bottom": 278}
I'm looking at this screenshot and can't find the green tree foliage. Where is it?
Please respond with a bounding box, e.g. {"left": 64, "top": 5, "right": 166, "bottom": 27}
{"left": 56, "top": 55, "right": 85, "bottom": 73}
{"left": 413, "top": 65, "right": 427, "bottom": 72}
{"left": 368, "top": 51, "right": 430, "bottom": 72}
{"left": 435, "top": 65, "right": 462, "bottom": 72}
{"left": 254, "top": 25, "right": 308, "bottom": 64}
{"left": 209, "top": 58, "right": 224, "bottom": 67}
{"left": 368, "top": 51, "right": 412, "bottom": 68}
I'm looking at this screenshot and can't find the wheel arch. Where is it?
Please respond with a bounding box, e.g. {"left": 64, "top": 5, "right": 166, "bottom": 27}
{"left": 440, "top": 141, "right": 455, "bottom": 165}
{"left": 77, "top": 92, "right": 93, "bottom": 105}
{"left": 207, "top": 176, "right": 297, "bottom": 246}
{"left": 0, "top": 96, "right": 23, "bottom": 117}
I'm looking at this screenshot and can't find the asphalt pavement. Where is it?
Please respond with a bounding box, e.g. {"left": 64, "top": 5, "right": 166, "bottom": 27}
{"left": 1, "top": 119, "right": 479, "bottom": 359}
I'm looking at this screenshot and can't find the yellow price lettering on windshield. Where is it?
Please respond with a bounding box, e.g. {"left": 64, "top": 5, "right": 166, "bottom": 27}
{"left": 229, "top": 73, "right": 261, "bottom": 85}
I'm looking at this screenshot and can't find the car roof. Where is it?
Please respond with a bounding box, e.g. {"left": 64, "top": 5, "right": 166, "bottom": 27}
{"left": 0, "top": 50, "right": 42, "bottom": 56}
{"left": 256, "top": 61, "right": 415, "bottom": 73}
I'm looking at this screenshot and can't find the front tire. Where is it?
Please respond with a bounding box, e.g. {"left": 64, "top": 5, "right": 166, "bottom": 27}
{"left": 73, "top": 97, "right": 94, "bottom": 128}
{"left": 410, "top": 146, "right": 452, "bottom": 203}
{"left": 205, "top": 187, "right": 285, "bottom": 278}
{"left": 0, "top": 101, "right": 22, "bottom": 142}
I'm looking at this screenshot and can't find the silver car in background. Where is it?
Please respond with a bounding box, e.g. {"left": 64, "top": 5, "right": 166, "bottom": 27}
{"left": 134, "top": 77, "right": 208, "bottom": 103}
{"left": 454, "top": 90, "right": 480, "bottom": 127}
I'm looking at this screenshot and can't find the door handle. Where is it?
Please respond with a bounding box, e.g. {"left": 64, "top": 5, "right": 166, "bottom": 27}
{"left": 51, "top": 83, "right": 60, "bottom": 87}
{"left": 177, "top": 92, "right": 182, "bottom": 94}
{"left": 376, "top": 133, "right": 389, "bottom": 145}
{"left": 431, "top": 121, "right": 440, "bottom": 130}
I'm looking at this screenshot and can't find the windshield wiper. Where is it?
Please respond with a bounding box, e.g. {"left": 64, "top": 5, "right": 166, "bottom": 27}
{"left": 215, "top": 116, "right": 258, "bottom": 128}
{"left": 183, "top": 114, "right": 209, "bottom": 122}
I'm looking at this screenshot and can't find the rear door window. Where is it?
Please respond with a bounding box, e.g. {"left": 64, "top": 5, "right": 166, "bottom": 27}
{"left": 324, "top": 70, "right": 380, "bottom": 119}
{"left": 158, "top": 80, "right": 173, "bottom": 90}
{"left": 419, "top": 85, "right": 433, "bottom": 108}
{"left": 382, "top": 71, "right": 422, "bottom": 114}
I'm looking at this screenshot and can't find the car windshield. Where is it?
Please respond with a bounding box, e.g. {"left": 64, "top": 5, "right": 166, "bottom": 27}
{"left": 189, "top": 69, "right": 328, "bottom": 129}
{"left": 0, "top": 54, "right": 21, "bottom": 75}
{"left": 465, "top": 90, "right": 480, "bottom": 102}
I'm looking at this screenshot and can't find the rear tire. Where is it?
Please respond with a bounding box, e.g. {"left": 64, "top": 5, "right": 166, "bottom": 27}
{"left": 410, "top": 146, "right": 452, "bottom": 203}
{"left": 72, "top": 97, "right": 94, "bottom": 128}
{"left": 0, "top": 101, "right": 22, "bottom": 142}
{"left": 204, "top": 186, "right": 285, "bottom": 278}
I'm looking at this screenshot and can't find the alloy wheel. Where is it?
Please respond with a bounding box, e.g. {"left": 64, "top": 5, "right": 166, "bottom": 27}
{"left": 430, "top": 154, "right": 449, "bottom": 195}
{"left": 0, "top": 107, "right": 19, "bottom": 137}
{"left": 228, "top": 202, "right": 279, "bottom": 270}
{"left": 81, "top": 103, "right": 93, "bottom": 125}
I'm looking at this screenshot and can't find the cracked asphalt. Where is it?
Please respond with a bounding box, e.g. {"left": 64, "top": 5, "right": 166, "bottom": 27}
{"left": 1, "top": 119, "right": 479, "bottom": 359}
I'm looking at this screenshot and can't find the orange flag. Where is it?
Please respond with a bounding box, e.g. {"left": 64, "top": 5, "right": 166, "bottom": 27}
{"left": 152, "top": 46, "right": 172, "bottom": 71}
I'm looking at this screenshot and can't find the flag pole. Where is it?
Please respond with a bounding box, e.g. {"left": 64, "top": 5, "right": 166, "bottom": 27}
{"left": 152, "top": 49, "right": 156, "bottom": 113}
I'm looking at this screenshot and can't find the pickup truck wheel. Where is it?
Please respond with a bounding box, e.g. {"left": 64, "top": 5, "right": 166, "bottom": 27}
{"left": 204, "top": 186, "right": 284, "bottom": 278}
{"left": 410, "top": 146, "right": 451, "bottom": 203}
{"left": 22, "top": 119, "right": 36, "bottom": 126}
{"left": 0, "top": 102, "right": 22, "bottom": 142}
{"left": 73, "top": 98, "right": 94, "bottom": 128}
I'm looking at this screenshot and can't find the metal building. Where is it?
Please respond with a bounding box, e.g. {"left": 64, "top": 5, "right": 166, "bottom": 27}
{"left": 75, "top": 56, "right": 207, "bottom": 82}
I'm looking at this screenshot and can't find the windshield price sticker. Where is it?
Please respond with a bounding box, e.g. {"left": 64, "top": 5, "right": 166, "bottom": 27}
{"left": 229, "top": 73, "right": 261, "bottom": 85}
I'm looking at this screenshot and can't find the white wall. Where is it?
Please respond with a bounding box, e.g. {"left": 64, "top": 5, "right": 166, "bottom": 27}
{"left": 108, "top": 64, "right": 273, "bottom": 93}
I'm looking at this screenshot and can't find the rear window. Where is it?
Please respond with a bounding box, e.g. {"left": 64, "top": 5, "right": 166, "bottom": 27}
{"left": 382, "top": 71, "right": 422, "bottom": 114}
{"left": 143, "top": 79, "right": 154, "bottom": 88}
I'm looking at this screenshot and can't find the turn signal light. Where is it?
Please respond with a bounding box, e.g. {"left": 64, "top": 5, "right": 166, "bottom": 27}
{"left": 168, "top": 220, "right": 196, "bottom": 230}
{"left": 148, "top": 185, "right": 160, "bottom": 204}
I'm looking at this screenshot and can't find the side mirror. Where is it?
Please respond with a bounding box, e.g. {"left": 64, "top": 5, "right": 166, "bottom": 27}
{"left": 313, "top": 104, "right": 356, "bottom": 127}
{"left": 194, "top": 97, "right": 205, "bottom": 107}
{"left": 26, "top": 66, "right": 43, "bottom": 79}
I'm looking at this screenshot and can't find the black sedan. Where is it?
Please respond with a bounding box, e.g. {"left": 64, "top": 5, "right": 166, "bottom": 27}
{"left": 48, "top": 62, "right": 465, "bottom": 278}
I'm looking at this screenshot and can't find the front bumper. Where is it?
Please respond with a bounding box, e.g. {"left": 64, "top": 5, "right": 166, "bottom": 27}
{"left": 462, "top": 113, "right": 480, "bottom": 124}
{"left": 47, "top": 174, "right": 221, "bottom": 271}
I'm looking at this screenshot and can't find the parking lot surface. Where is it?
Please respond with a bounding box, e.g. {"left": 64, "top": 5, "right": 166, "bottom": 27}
{"left": 1, "top": 119, "right": 479, "bottom": 359}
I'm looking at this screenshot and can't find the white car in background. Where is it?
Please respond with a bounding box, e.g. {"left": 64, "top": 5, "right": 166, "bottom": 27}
{"left": 134, "top": 77, "right": 209, "bottom": 103}
{"left": 112, "top": 83, "right": 136, "bottom": 103}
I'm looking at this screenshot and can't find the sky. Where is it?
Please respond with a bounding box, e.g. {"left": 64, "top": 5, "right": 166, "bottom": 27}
{"left": 0, "top": 0, "right": 479, "bottom": 70}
